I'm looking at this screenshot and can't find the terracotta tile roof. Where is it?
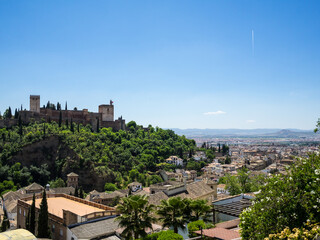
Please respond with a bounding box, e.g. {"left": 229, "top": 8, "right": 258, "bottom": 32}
{"left": 27, "top": 197, "right": 105, "bottom": 218}
{"left": 24, "top": 183, "right": 44, "bottom": 191}
{"left": 215, "top": 219, "right": 240, "bottom": 229}
{"left": 178, "top": 181, "right": 214, "bottom": 199}
{"left": 195, "top": 227, "right": 240, "bottom": 240}
{"left": 148, "top": 192, "right": 168, "bottom": 206}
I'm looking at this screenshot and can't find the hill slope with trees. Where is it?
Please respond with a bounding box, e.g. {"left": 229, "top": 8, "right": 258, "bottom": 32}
{"left": 0, "top": 121, "right": 196, "bottom": 192}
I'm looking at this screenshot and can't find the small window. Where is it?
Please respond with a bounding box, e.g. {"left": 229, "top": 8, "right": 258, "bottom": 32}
{"left": 19, "top": 208, "right": 21, "bottom": 214}
{"left": 60, "top": 229, "right": 63, "bottom": 236}
{"left": 52, "top": 224, "right": 55, "bottom": 233}
{"left": 24, "top": 210, "right": 26, "bottom": 216}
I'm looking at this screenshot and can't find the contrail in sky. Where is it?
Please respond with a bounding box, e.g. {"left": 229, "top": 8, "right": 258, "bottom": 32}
{"left": 252, "top": 29, "right": 254, "bottom": 56}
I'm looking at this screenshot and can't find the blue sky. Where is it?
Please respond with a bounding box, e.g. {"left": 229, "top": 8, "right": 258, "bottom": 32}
{"left": 0, "top": 0, "right": 319, "bottom": 129}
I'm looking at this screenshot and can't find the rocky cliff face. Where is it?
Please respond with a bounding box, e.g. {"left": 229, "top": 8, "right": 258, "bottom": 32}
{"left": 9, "top": 135, "right": 111, "bottom": 191}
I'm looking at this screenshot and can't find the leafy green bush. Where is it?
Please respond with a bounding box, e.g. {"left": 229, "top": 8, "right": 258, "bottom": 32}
{"left": 187, "top": 220, "right": 206, "bottom": 238}
{"left": 158, "top": 230, "right": 183, "bottom": 240}
{"left": 104, "top": 183, "right": 117, "bottom": 192}
{"left": 240, "top": 154, "right": 320, "bottom": 239}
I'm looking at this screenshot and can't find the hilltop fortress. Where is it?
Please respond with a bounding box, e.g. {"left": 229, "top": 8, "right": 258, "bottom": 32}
{"left": 0, "top": 95, "right": 126, "bottom": 131}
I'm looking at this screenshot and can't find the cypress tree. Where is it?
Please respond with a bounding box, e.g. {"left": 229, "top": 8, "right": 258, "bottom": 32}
{"left": 1, "top": 209, "right": 10, "bottom": 231}
{"left": 59, "top": 111, "right": 62, "bottom": 128}
{"left": 7, "top": 107, "right": 12, "bottom": 119}
{"left": 70, "top": 118, "right": 74, "bottom": 133}
{"left": 18, "top": 115, "right": 22, "bottom": 136}
{"left": 96, "top": 118, "right": 100, "bottom": 132}
{"left": 79, "top": 186, "right": 84, "bottom": 199}
{"left": 26, "top": 208, "right": 30, "bottom": 231}
{"left": 65, "top": 101, "right": 67, "bottom": 111}
{"left": 37, "top": 191, "right": 50, "bottom": 238}
{"left": 29, "top": 193, "right": 36, "bottom": 234}
{"left": 20, "top": 104, "right": 23, "bottom": 111}
{"left": 46, "top": 101, "right": 50, "bottom": 109}
{"left": 14, "top": 108, "right": 18, "bottom": 119}
{"left": 74, "top": 186, "right": 78, "bottom": 197}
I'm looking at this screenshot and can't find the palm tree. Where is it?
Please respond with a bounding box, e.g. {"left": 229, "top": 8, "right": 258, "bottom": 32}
{"left": 116, "top": 195, "right": 155, "bottom": 239}
{"left": 190, "top": 199, "right": 212, "bottom": 221}
{"left": 157, "top": 196, "right": 187, "bottom": 234}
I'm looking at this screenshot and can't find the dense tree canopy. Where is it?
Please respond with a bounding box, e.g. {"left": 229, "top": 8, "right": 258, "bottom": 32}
{"left": 0, "top": 121, "right": 196, "bottom": 190}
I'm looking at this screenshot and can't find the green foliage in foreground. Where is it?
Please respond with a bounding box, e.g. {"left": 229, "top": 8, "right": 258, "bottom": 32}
{"left": 187, "top": 220, "right": 209, "bottom": 238}
{"left": 0, "top": 121, "right": 195, "bottom": 189}
{"left": 265, "top": 222, "right": 320, "bottom": 240}
{"left": 118, "top": 195, "right": 212, "bottom": 239}
{"left": 240, "top": 154, "right": 320, "bottom": 239}
{"left": 139, "top": 230, "right": 183, "bottom": 240}
{"left": 116, "top": 195, "right": 155, "bottom": 239}
{"left": 37, "top": 191, "right": 50, "bottom": 238}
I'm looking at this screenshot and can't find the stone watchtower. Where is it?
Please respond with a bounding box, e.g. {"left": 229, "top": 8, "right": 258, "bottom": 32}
{"left": 98, "top": 100, "right": 114, "bottom": 121}
{"left": 67, "top": 172, "right": 79, "bottom": 188}
{"left": 30, "top": 95, "right": 40, "bottom": 113}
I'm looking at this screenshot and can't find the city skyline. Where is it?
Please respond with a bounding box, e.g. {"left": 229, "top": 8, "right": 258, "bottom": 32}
{"left": 1, "top": 1, "right": 319, "bottom": 129}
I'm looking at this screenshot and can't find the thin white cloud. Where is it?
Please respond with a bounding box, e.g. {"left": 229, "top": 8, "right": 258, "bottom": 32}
{"left": 246, "top": 120, "right": 256, "bottom": 123}
{"left": 204, "top": 111, "right": 226, "bottom": 115}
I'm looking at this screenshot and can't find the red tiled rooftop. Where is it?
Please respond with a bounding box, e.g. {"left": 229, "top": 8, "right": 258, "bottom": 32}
{"left": 195, "top": 227, "right": 240, "bottom": 240}
{"left": 215, "top": 219, "right": 240, "bottom": 229}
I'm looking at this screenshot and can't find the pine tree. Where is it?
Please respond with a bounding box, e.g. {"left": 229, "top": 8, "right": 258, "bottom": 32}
{"left": 70, "top": 118, "right": 74, "bottom": 133}
{"left": 59, "top": 111, "right": 62, "bottom": 128}
{"left": 37, "top": 191, "right": 50, "bottom": 238}
{"left": 29, "top": 193, "right": 36, "bottom": 234}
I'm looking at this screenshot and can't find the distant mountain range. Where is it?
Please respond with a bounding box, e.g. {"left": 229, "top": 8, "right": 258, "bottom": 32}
{"left": 169, "top": 128, "right": 317, "bottom": 138}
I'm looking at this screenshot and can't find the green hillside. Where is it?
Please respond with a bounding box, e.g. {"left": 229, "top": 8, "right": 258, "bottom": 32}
{"left": 0, "top": 121, "right": 196, "bottom": 193}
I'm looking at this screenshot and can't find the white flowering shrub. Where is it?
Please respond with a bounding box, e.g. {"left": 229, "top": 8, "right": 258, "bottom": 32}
{"left": 240, "top": 153, "right": 320, "bottom": 239}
